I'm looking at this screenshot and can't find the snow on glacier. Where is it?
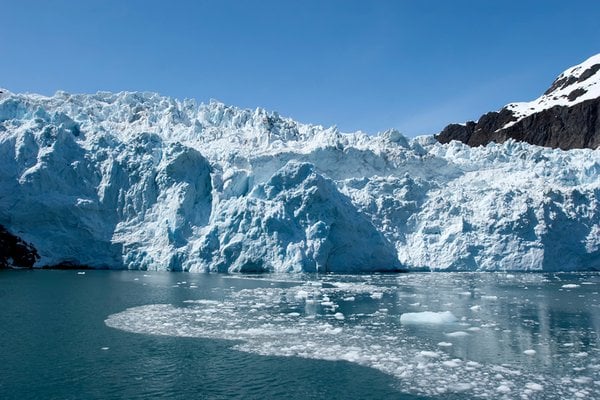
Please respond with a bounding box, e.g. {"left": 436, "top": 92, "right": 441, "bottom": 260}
{"left": 0, "top": 88, "right": 599, "bottom": 271}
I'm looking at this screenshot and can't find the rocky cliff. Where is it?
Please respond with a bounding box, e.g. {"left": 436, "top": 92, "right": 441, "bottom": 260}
{"left": 437, "top": 54, "right": 600, "bottom": 150}
{"left": 0, "top": 225, "right": 39, "bottom": 269}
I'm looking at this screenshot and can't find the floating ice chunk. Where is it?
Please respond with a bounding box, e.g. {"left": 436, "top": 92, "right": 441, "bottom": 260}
{"left": 525, "top": 382, "right": 544, "bottom": 391}
{"left": 341, "top": 350, "right": 363, "bottom": 363}
{"left": 445, "top": 331, "right": 469, "bottom": 337}
{"left": 442, "top": 359, "right": 462, "bottom": 368}
{"left": 323, "top": 326, "right": 342, "bottom": 335}
{"left": 77, "top": 271, "right": 86, "bottom": 275}
{"left": 333, "top": 312, "right": 345, "bottom": 320}
{"left": 400, "top": 311, "right": 458, "bottom": 325}
{"left": 448, "top": 382, "right": 472, "bottom": 392}
{"left": 419, "top": 350, "right": 440, "bottom": 358}
{"left": 437, "top": 342, "right": 453, "bottom": 347}
{"left": 497, "top": 384, "right": 511, "bottom": 393}
{"left": 101, "top": 347, "right": 109, "bottom": 350}
{"left": 183, "top": 299, "right": 221, "bottom": 305}
{"left": 470, "top": 305, "right": 481, "bottom": 311}
{"left": 295, "top": 290, "right": 309, "bottom": 300}
{"left": 370, "top": 292, "right": 384, "bottom": 300}
{"left": 573, "top": 376, "right": 592, "bottom": 384}
{"left": 562, "top": 284, "right": 581, "bottom": 289}
{"left": 524, "top": 349, "right": 536, "bottom": 355}
{"left": 481, "top": 295, "right": 497, "bottom": 300}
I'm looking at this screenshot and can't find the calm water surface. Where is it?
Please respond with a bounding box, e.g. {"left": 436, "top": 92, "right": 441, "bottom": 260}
{"left": 1, "top": 270, "right": 599, "bottom": 399}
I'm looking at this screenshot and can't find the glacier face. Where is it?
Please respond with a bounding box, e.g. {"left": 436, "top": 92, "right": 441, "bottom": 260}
{"left": 0, "top": 89, "right": 599, "bottom": 272}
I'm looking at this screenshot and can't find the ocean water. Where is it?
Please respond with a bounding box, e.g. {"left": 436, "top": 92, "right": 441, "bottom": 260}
{"left": 1, "top": 270, "right": 599, "bottom": 399}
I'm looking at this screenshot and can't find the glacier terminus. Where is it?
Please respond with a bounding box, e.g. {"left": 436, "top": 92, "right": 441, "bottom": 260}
{"left": 0, "top": 83, "right": 599, "bottom": 272}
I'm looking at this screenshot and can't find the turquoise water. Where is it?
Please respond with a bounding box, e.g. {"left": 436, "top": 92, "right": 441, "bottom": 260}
{"left": 2, "top": 270, "right": 600, "bottom": 399}
{"left": 0, "top": 270, "right": 424, "bottom": 400}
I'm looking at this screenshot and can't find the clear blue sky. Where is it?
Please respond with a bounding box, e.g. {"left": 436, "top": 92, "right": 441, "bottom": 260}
{"left": 1, "top": 0, "right": 599, "bottom": 136}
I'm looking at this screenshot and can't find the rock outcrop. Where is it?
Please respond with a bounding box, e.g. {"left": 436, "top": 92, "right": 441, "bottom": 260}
{"left": 437, "top": 54, "right": 600, "bottom": 150}
{"left": 0, "top": 225, "right": 39, "bottom": 268}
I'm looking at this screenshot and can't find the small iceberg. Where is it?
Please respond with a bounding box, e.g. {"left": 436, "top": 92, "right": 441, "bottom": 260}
{"left": 561, "top": 284, "right": 580, "bottom": 289}
{"left": 400, "top": 311, "right": 458, "bottom": 325}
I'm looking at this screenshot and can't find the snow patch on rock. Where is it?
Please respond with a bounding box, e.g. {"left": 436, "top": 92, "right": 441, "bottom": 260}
{"left": 504, "top": 54, "right": 600, "bottom": 129}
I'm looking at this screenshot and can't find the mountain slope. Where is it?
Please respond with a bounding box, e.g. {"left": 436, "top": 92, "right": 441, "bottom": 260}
{"left": 0, "top": 88, "right": 599, "bottom": 272}
{"left": 437, "top": 54, "right": 600, "bottom": 149}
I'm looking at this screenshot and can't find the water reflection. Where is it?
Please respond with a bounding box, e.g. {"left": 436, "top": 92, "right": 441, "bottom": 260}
{"left": 107, "top": 272, "right": 600, "bottom": 399}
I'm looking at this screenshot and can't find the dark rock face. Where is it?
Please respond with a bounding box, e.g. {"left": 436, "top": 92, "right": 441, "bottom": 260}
{"left": 437, "top": 108, "right": 518, "bottom": 148}
{"left": 578, "top": 64, "right": 600, "bottom": 83}
{"left": 0, "top": 225, "right": 39, "bottom": 269}
{"left": 436, "top": 98, "right": 600, "bottom": 150}
{"left": 40, "top": 262, "right": 96, "bottom": 270}
{"left": 436, "top": 59, "right": 600, "bottom": 150}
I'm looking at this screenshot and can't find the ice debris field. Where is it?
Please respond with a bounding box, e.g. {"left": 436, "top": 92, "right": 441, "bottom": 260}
{"left": 105, "top": 272, "right": 600, "bottom": 399}
{"left": 0, "top": 88, "right": 599, "bottom": 272}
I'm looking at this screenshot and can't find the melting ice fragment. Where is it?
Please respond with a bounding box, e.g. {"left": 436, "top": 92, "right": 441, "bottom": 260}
{"left": 561, "top": 284, "right": 581, "bottom": 289}
{"left": 400, "top": 311, "right": 458, "bottom": 325}
{"left": 445, "top": 331, "right": 470, "bottom": 338}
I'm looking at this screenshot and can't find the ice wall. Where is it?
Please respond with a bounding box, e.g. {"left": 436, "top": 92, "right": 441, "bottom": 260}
{"left": 0, "top": 89, "right": 598, "bottom": 271}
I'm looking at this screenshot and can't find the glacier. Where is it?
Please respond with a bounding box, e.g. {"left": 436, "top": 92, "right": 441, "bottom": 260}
{"left": 0, "top": 88, "right": 599, "bottom": 272}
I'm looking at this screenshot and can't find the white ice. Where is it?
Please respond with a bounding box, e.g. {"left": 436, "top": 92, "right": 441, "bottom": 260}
{"left": 400, "top": 311, "right": 458, "bottom": 325}
{"left": 104, "top": 274, "right": 600, "bottom": 399}
{"left": 1, "top": 55, "right": 600, "bottom": 273}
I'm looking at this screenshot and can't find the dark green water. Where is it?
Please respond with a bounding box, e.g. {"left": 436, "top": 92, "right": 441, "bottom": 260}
{"left": 0, "top": 270, "right": 426, "bottom": 400}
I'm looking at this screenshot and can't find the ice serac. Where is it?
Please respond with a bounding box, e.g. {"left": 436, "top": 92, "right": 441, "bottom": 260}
{"left": 437, "top": 54, "right": 600, "bottom": 150}
{"left": 192, "top": 161, "right": 402, "bottom": 272}
{"left": 0, "top": 85, "right": 599, "bottom": 272}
